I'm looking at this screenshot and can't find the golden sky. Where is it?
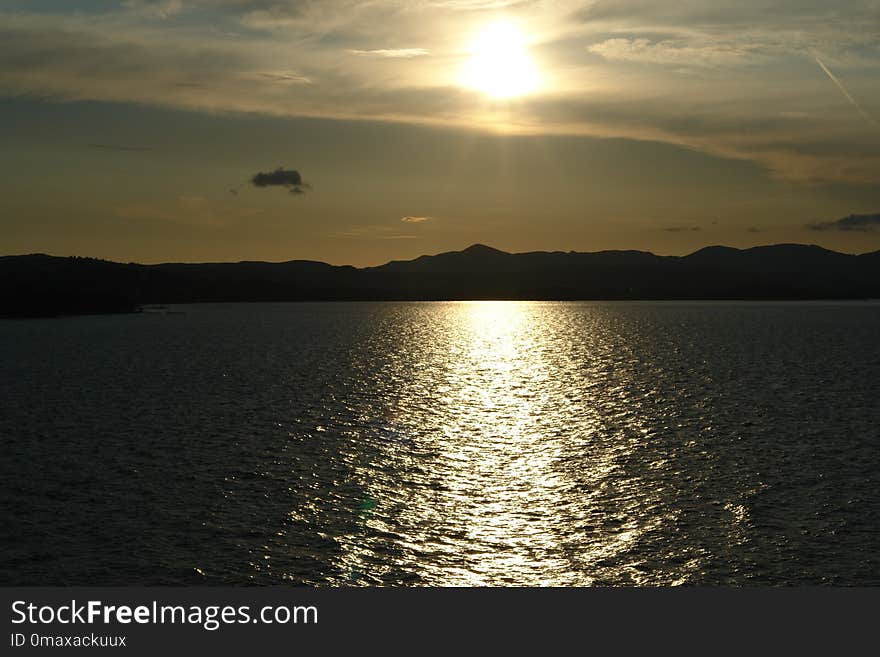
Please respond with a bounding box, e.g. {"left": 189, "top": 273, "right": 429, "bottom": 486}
{"left": 1, "top": 1, "right": 879, "bottom": 265}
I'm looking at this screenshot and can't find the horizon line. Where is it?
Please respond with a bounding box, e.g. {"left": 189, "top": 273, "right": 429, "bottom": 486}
{"left": 2, "top": 241, "right": 878, "bottom": 270}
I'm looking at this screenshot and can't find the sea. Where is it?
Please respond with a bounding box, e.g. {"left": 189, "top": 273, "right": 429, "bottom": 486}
{"left": 1, "top": 301, "right": 878, "bottom": 585}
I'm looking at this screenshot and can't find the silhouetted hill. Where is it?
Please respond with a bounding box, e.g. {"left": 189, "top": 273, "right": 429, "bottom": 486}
{"left": 2, "top": 244, "right": 879, "bottom": 316}
{"left": 0, "top": 254, "right": 142, "bottom": 318}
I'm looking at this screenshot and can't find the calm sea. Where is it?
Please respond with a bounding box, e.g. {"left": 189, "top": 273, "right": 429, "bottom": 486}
{"left": 1, "top": 301, "right": 878, "bottom": 585}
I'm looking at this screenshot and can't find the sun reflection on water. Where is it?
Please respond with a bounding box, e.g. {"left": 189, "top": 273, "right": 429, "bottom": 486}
{"left": 328, "top": 301, "right": 703, "bottom": 586}
{"left": 3, "top": 300, "right": 874, "bottom": 586}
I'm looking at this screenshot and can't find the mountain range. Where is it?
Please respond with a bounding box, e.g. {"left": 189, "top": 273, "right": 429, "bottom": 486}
{"left": 2, "top": 243, "right": 879, "bottom": 317}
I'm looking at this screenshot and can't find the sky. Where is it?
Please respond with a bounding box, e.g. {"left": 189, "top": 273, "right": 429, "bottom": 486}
{"left": 1, "top": 0, "right": 879, "bottom": 266}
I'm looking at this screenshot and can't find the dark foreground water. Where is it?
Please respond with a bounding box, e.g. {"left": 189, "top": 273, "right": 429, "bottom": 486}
{"left": 1, "top": 301, "right": 878, "bottom": 586}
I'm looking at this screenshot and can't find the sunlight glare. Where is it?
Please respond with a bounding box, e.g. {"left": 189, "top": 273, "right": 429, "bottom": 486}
{"left": 461, "top": 21, "right": 541, "bottom": 99}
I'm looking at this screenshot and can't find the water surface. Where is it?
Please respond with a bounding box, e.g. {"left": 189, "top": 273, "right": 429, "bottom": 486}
{"left": 1, "top": 301, "right": 878, "bottom": 585}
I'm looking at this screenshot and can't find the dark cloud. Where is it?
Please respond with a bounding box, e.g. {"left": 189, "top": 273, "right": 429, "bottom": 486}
{"left": 807, "top": 213, "right": 880, "bottom": 231}
{"left": 663, "top": 225, "right": 701, "bottom": 233}
{"left": 250, "top": 167, "right": 307, "bottom": 194}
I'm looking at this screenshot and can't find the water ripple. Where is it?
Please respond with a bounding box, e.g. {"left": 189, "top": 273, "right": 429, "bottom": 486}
{"left": 1, "top": 301, "right": 879, "bottom": 585}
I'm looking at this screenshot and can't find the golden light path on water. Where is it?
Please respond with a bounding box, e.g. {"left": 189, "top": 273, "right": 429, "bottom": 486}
{"left": 2, "top": 300, "right": 877, "bottom": 585}
{"left": 322, "top": 301, "right": 750, "bottom": 586}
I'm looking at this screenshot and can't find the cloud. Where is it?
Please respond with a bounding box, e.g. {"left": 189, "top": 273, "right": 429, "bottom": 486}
{"left": 807, "top": 213, "right": 880, "bottom": 232}
{"left": 814, "top": 55, "right": 877, "bottom": 126}
{"left": 331, "top": 220, "right": 425, "bottom": 239}
{"left": 2, "top": 1, "right": 880, "bottom": 188}
{"left": 114, "top": 195, "right": 261, "bottom": 226}
{"left": 242, "top": 71, "right": 312, "bottom": 84}
{"left": 251, "top": 168, "right": 308, "bottom": 194}
{"left": 576, "top": 0, "right": 880, "bottom": 28}
{"left": 663, "top": 226, "right": 701, "bottom": 233}
{"left": 350, "top": 48, "right": 428, "bottom": 58}
{"left": 426, "top": 1, "right": 527, "bottom": 8}
{"left": 401, "top": 216, "right": 430, "bottom": 223}
{"left": 89, "top": 143, "right": 152, "bottom": 152}
{"left": 123, "top": 0, "right": 184, "bottom": 19}
{"left": 588, "top": 38, "right": 757, "bottom": 68}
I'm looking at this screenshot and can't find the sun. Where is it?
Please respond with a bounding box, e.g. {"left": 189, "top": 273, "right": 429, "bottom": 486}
{"left": 461, "top": 21, "right": 541, "bottom": 99}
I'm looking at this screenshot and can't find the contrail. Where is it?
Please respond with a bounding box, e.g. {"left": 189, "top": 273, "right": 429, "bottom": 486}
{"left": 814, "top": 54, "right": 876, "bottom": 125}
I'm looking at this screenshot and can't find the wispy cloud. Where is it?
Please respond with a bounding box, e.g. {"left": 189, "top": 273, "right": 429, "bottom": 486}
{"left": 2, "top": 1, "right": 880, "bottom": 187}
{"left": 663, "top": 225, "right": 701, "bottom": 233}
{"left": 349, "top": 48, "right": 428, "bottom": 58}
{"left": 401, "top": 216, "right": 431, "bottom": 223}
{"left": 115, "top": 195, "right": 261, "bottom": 226}
{"left": 331, "top": 223, "right": 420, "bottom": 239}
{"left": 88, "top": 143, "right": 152, "bottom": 152}
{"left": 242, "top": 71, "right": 312, "bottom": 84}
{"left": 588, "top": 39, "right": 756, "bottom": 68}
{"left": 123, "top": 0, "right": 184, "bottom": 20}
{"left": 814, "top": 54, "right": 877, "bottom": 126}
{"left": 426, "top": 1, "right": 527, "bottom": 9}
{"left": 807, "top": 213, "right": 880, "bottom": 232}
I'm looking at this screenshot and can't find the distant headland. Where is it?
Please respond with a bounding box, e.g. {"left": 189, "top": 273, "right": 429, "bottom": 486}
{"left": 2, "top": 243, "right": 879, "bottom": 317}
